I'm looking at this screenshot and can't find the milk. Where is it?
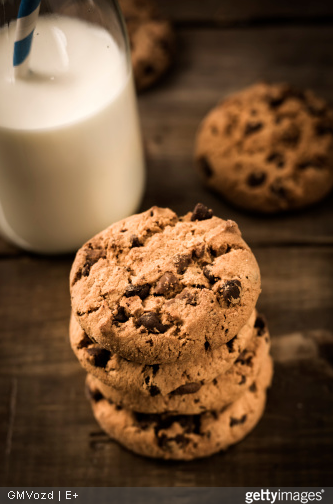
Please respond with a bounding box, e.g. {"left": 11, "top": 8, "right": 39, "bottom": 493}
{"left": 0, "top": 15, "right": 145, "bottom": 253}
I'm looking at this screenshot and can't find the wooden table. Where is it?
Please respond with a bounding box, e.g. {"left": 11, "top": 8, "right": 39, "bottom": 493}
{"left": 1, "top": 0, "right": 333, "bottom": 487}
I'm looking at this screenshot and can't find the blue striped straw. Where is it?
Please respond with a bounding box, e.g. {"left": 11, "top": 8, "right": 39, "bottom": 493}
{"left": 13, "top": 0, "right": 41, "bottom": 78}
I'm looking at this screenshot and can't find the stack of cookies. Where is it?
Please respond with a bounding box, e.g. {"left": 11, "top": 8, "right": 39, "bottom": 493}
{"left": 69, "top": 204, "right": 273, "bottom": 460}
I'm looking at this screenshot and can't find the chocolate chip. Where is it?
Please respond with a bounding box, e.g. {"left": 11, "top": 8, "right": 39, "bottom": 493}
{"left": 137, "top": 312, "right": 168, "bottom": 334}
{"left": 267, "top": 152, "right": 285, "bottom": 168}
{"left": 148, "top": 385, "right": 161, "bottom": 397}
{"left": 177, "top": 289, "right": 198, "bottom": 306}
{"left": 281, "top": 124, "right": 300, "bottom": 147}
{"left": 130, "top": 234, "right": 142, "bottom": 248}
{"left": 144, "top": 64, "right": 155, "bottom": 76}
{"left": 178, "top": 415, "right": 201, "bottom": 435}
{"left": 249, "top": 382, "right": 257, "bottom": 393}
{"left": 77, "top": 332, "right": 93, "bottom": 349}
{"left": 267, "top": 86, "right": 304, "bottom": 109}
{"left": 81, "top": 248, "right": 106, "bottom": 277}
{"left": 315, "top": 120, "right": 333, "bottom": 136}
{"left": 247, "top": 172, "right": 266, "bottom": 187}
{"left": 220, "top": 280, "right": 241, "bottom": 304}
{"left": 208, "top": 246, "right": 217, "bottom": 258}
{"left": 125, "top": 284, "right": 150, "bottom": 300}
{"left": 198, "top": 157, "right": 214, "bottom": 178}
{"left": 297, "top": 157, "right": 326, "bottom": 170}
{"left": 212, "top": 379, "right": 218, "bottom": 386}
{"left": 226, "top": 336, "right": 236, "bottom": 352}
{"left": 203, "top": 266, "right": 219, "bottom": 284}
{"left": 191, "top": 203, "right": 213, "bottom": 221}
{"left": 270, "top": 179, "right": 288, "bottom": 199}
{"left": 254, "top": 314, "right": 267, "bottom": 336}
{"left": 235, "top": 351, "right": 253, "bottom": 366}
{"left": 152, "top": 364, "right": 159, "bottom": 376}
{"left": 244, "top": 121, "right": 263, "bottom": 135}
{"left": 171, "top": 383, "right": 202, "bottom": 396}
{"left": 230, "top": 414, "right": 247, "bottom": 427}
{"left": 136, "top": 412, "right": 201, "bottom": 439}
{"left": 238, "top": 375, "right": 246, "bottom": 385}
{"left": 155, "top": 272, "right": 180, "bottom": 296}
{"left": 204, "top": 341, "right": 210, "bottom": 351}
{"left": 113, "top": 306, "right": 129, "bottom": 323}
{"left": 85, "top": 385, "right": 103, "bottom": 403}
{"left": 173, "top": 253, "right": 191, "bottom": 274}
{"left": 86, "top": 347, "right": 111, "bottom": 368}
{"left": 193, "top": 244, "right": 205, "bottom": 259}
{"left": 269, "top": 96, "right": 285, "bottom": 108}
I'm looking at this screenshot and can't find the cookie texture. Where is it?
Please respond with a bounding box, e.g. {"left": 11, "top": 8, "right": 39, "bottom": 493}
{"left": 70, "top": 205, "right": 261, "bottom": 364}
{"left": 119, "top": 0, "right": 174, "bottom": 91}
{"left": 195, "top": 82, "right": 333, "bottom": 213}
{"left": 70, "top": 310, "right": 257, "bottom": 397}
{"left": 87, "top": 356, "right": 273, "bottom": 460}
{"left": 87, "top": 321, "right": 271, "bottom": 414}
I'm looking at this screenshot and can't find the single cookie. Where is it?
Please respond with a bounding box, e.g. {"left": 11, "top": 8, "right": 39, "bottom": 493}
{"left": 195, "top": 82, "right": 333, "bottom": 213}
{"left": 87, "top": 357, "right": 273, "bottom": 460}
{"left": 86, "top": 324, "right": 271, "bottom": 414}
{"left": 70, "top": 310, "right": 257, "bottom": 397}
{"left": 70, "top": 204, "right": 261, "bottom": 364}
{"left": 119, "top": 0, "right": 175, "bottom": 92}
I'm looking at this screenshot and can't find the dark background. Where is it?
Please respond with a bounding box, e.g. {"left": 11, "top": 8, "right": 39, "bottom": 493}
{"left": 1, "top": 0, "right": 333, "bottom": 487}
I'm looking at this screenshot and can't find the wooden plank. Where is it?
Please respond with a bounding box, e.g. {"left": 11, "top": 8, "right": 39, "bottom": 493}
{"left": 0, "top": 237, "right": 22, "bottom": 257}
{"left": 157, "top": 0, "right": 333, "bottom": 23}
{"left": 0, "top": 248, "right": 332, "bottom": 485}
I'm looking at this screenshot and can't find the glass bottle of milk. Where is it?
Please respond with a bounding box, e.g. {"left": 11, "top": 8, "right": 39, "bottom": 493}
{"left": 0, "top": 0, "right": 145, "bottom": 253}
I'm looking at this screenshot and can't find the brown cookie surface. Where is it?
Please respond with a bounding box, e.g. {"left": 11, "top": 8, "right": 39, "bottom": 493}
{"left": 87, "top": 320, "right": 271, "bottom": 414}
{"left": 119, "top": 0, "right": 175, "bottom": 91}
{"left": 70, "top": 310, "right": 257, "bottom": 396}
{"left": 87, "top": 356, "right": 273, "bottom": 460}
{"left": 195, "top": 82, "right": 333, "bottom": 213}
{"left": 70, "top": 205, "right": 261, "bottom": 364}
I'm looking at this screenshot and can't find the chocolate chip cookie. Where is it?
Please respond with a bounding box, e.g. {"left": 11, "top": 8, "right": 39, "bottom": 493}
{"left": 70, "top": 204, "right": 261, "bottom": 364}
{"left": 195, "top": 82, "right": 333, "bottom": 213}
{"left": 86, "top": 356, "right": 273, "bottom": 460}
{"left": 70, "top": 310, "right": 257, "bottom": 397}
{"left": 119, "top": 0, "right": 175, "bottom": 92}
{"left": 86, "top": 319, "right": 271, "bottom": 414}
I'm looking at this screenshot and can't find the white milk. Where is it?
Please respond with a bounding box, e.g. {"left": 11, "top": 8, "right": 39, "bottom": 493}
{"left": 0, "top": 15, "right": 145, "bottom": 253}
